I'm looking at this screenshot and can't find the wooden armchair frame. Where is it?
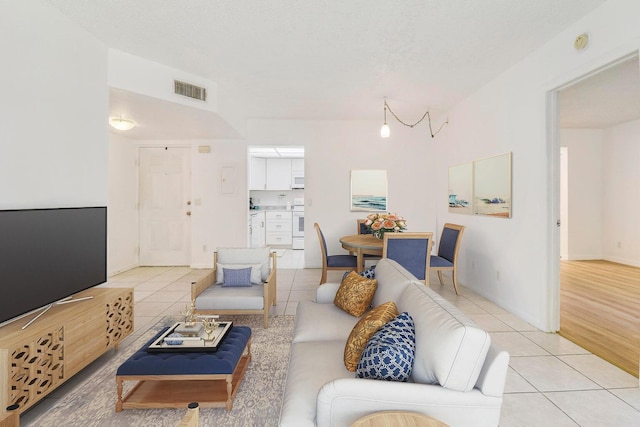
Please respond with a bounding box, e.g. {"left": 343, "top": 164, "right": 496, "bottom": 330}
{"left": 191, "top": 250, "right": 277, "bottom": 328}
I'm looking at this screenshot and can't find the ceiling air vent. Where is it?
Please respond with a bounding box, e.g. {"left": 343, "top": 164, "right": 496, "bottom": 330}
{"left": 174, "top": 80, "right": 207, "bottom": 101}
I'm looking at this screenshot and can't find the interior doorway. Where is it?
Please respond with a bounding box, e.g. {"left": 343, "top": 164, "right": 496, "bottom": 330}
{"left": 553, "top": 53, "right": 640, "bottom": 375}
{"left": 248, "top": 146, "right": 305, "bottom": 253}
{"left": 138, "top": 146, "right": 192, "bottom": 265}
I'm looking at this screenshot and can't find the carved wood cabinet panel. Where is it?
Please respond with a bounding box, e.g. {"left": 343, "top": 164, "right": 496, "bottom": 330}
{"left": 0, "top": 288, "right": 133, "bottom": 416}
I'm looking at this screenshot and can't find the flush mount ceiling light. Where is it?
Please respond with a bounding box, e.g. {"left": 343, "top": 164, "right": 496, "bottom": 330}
{"left": 109, "top": 116, "right": 136, "bottom": 131}
{"left": 380, "top": 98, "right": 448, "bottom": 139}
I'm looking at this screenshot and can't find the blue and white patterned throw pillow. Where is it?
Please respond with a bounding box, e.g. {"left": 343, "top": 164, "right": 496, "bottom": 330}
{"left": 342, "top": 267, "right": 376, "bottom": 281}
{"left": 360, "top": 267, "right": 375, "bottom": 279}
{"left": 356, "top": 311, "right": 415, "bottom": 381}
{"left": 221, "top": 267, "right": 253, "bottom": 287}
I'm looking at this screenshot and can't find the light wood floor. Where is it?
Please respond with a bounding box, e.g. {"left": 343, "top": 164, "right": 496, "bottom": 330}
{"left": 560, "top": 259, "right": 640, "bottom": 377}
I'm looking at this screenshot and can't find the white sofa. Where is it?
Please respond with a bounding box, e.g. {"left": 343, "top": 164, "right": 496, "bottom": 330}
{"left": 279, "top": 258, "right": 509, "bottom": 427}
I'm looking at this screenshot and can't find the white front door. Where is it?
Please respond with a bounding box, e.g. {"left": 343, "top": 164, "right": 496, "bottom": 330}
{"left": 138, "top": 147, "right": 191, "bottom": 265}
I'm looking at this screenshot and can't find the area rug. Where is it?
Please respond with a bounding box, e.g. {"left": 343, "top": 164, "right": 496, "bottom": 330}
{"left": 26, "top": 315, "right": 294, "bottom": 427}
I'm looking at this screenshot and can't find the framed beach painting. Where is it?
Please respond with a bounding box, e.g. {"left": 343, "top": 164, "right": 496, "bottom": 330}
{"left": 448, "top": 162, "right": 473, "bottom": 215}
{"left": 350, "top": 170, "right": 388, "bottom": 212}
{"left": 473, "top": 152, "right": 512, "bottom": 218}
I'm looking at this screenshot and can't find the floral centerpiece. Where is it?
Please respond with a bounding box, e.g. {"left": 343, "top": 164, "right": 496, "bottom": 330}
{"left": 365, "top": 212, "right": 407, "bottom": 239}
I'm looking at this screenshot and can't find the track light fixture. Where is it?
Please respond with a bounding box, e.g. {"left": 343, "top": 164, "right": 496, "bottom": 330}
{"left": 380, "top": 99, "right": 448, "bottom": 139}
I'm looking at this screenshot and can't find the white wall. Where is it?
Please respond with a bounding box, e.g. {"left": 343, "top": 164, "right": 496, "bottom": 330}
{"left": 0, "top": 1, "right": 108, "bottom": 210}
{"left": 107, "top": 119, "right": 438, "bottom": 270}
{"left": 108, "top": 138, "right": 251, "bottom": 269}
{"left": 558, "top": 122, "right": 640, "bottom": 267}
{"left": 246, "top": 119, "right": 438, "bottom": 269}
{"left": 560, "top": 147, "right": 568, "bottom": 259}
{"left": 108, "top": 133, "right": 139, "bottom": 274}
{"left": 190, "top": 139, "right": 249, "bottom": 267}
{"left": 435, "top": 0, "right": 640, "bottom": 330}
{"left": 602, "top": 118, "right": 640, "bottom": 266}
{"left": 108, "top": 49, "right": 219, "bottom": 113}
{"left": 560, "top": 129, "right": 604, "bottom": 260}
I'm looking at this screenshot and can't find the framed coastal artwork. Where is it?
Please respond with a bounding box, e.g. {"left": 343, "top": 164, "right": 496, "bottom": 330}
{"left": 448, "top": 162, "right": 473, "bottom": 215}
{"left": 350, "top": 170, "right": 388, "bottom": 212}
{"left": 473, "top": 152, "right": 512, "bottom": 218}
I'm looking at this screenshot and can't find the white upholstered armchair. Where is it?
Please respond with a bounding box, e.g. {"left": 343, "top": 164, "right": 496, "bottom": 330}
{"left": 191, "top": 247, "right": 277, "bottom": 328}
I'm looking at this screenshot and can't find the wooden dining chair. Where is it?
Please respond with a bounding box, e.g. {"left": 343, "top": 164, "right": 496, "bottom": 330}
{"left": 315, "top": 222, "right": 357, "bottom": 284}
{"left": 356, "top": 219, "right": 382, "bottom": 263}
{"left": 382, "top": 232, "right": 434, "bottom": 285}
{"left": 357, "top": 219, "right": 372, "bottom": 234}
{"left": 430, "top": 223, "right": 465, "bottom": 295}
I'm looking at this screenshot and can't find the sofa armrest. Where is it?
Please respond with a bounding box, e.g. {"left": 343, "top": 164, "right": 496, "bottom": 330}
{"left": 191, "top": 270, "right": 215, "bottom": 304}
{"left": 474, "top": 344, "right": 510, "bottom": 397}
{"left": 316, "top": 282, "right": 340, "bottom": 303}
{"left": 316, "top": 378, "right": 502, "bottom": 427}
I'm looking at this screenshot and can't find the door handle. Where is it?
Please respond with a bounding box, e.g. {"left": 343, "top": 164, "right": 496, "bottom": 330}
{"left": 186, "top": 211, "right": 192, "bottom": 216}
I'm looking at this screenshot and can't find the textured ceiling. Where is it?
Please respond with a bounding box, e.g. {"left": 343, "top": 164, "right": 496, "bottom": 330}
{"left": 559, "top": 57, "right": 640, "bottom": 129}
{"left": 46, "top": 0, "right": 614, "bottom": 137}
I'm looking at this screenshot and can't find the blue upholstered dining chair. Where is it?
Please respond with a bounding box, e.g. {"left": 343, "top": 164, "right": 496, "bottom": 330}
{"left": 314, "top": 222, "right": 357, "bottom": 284}
{"left": 357, "top": 219, "right": 382, "bottom": 263}
{"left": 357, "top": 219, "right": 372, "bottom": 235}
{"left": 382, "top": 232, "right": 434, "bottom": 284}
{"left": 431, "top": 223, "right": 465, "bottom": 295}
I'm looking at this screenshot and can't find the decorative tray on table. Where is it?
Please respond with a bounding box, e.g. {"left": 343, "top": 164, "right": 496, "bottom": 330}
{"left": 147, "top": 321, "right": 233, "bottom": 353}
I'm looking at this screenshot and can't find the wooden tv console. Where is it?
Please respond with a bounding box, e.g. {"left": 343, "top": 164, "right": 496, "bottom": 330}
{"left": 0, "top": 287, "right": 133, "bottom": 420}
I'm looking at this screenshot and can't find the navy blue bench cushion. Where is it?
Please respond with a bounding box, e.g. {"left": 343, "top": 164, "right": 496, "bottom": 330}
{"left": 116, "top": 326, "right": 251, "bottom": 376}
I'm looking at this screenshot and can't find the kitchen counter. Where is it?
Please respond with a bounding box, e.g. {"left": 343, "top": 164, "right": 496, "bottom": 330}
{"left": 250, "top": 206, "right": 293, "bottom": 212}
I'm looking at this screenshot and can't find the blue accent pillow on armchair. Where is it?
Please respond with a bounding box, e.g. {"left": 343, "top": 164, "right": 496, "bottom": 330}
{"left": 221, "top": 267, "right": 253, "bottom": 287}
{"left": 356, "top": 311, "right": 415, "bottom": 381}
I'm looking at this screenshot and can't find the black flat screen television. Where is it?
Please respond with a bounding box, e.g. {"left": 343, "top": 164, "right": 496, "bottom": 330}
{"left": 0, "top": 207, "right": 107, "bottom": 326}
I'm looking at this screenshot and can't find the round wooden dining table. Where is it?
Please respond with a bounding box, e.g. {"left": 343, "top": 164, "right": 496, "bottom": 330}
{"left": 339, "top": 234, "right": 383, "bottom": 272}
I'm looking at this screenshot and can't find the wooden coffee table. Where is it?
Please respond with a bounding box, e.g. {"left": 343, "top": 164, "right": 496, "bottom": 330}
{"left": 351, "top": 410, "right": 449, "bottom": 426}
{"left": 115, "top": 326, "right": 251, "bottom": 411}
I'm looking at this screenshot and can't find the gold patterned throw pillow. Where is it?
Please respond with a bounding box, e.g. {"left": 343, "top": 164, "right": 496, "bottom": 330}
{"left": 344, "top": 301, "right": 399, "bottom": 371}
{"left": 333, "top": 271, "right": 378, "bottom": 317}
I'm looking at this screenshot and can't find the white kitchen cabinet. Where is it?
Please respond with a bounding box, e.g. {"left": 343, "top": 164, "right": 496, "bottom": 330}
{"left": 250, "top": 157, "right": 267, "bottom": 190}
{"left": 291, "top": 158, "right": 304, "bottom": 188}
{"left": 250, "top": 211, "right": 266, "bottom": 247}
{"left": 266, "top": 211, "right": 292, "bottom": 245}
{"left": 291, "top": 158, "right": 304, "bottom": 175}
{"left": 266, "top": 158, "right": 292, "bottom": 190}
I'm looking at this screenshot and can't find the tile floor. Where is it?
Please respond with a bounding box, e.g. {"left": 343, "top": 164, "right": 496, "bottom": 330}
{"left": 20, "top": 249, "right": 640, "bottom": 426}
